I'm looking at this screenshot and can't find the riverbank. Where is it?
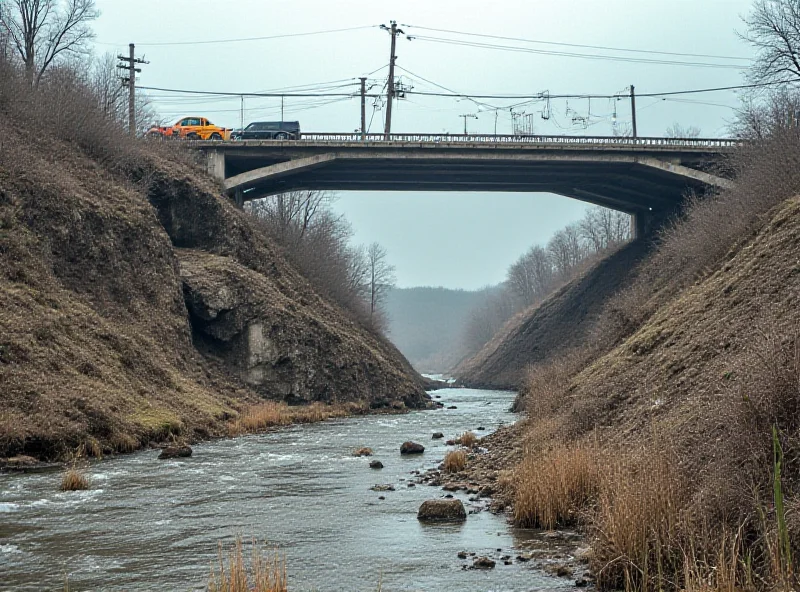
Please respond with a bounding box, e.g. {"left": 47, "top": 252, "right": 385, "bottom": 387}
{"left": 1, "top": 388, "right": 573, "bottom": 591}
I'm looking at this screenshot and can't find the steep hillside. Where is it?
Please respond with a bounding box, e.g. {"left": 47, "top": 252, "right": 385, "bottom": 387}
{"left": 385, "top": 286, "right": 485, "bottom": 372}
{"left": 455, "top": 241, "right": 651, "bottom": 389}
{"left": 0, "top": 114, "right": 427, "bottom": 460}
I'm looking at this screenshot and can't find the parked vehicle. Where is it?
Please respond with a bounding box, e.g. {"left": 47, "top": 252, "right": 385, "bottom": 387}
{"left": 231, "top": 121, "right": 301, "bottom": 140}
{"left": 146, "top": 116, "right": 232, "bottom": 140}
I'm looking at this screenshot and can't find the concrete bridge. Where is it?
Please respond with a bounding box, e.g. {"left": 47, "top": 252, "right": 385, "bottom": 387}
{"left": 197, "top": 133, "right": 737, "bottom": 237}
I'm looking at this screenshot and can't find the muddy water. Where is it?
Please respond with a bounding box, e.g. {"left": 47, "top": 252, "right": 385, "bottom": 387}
{"left": 1, "top": 389, "right": 571, "bottom": 591}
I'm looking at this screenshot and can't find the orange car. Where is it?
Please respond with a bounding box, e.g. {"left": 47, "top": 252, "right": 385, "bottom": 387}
{"left": 146, "top": 116, "right": 232, "bottom": 140}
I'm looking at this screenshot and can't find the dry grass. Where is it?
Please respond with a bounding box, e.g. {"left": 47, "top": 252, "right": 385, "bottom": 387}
{"left": 60, "top": 468, "right": 90, "bottom": 491}
{"left": 457, "top": 431, "right": 478, "bottom": 448}
{"left": 208, "top": 537, "right": 286, "bottom": 592}
{"left": 443, "top": 449, "right": 468, "bottom": 473}
{"left": 228, "top": 401, "right": 366, "bottom": 436}
{"left": 512, "top": 442, "right": 602, "bottom": 529}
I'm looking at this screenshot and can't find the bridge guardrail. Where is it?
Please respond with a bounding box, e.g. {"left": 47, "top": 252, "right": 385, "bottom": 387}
{"left": 290, "top": 133, "right": 740, "bottom": 148}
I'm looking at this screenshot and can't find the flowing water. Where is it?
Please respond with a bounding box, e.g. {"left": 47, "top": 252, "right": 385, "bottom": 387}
{"left": 0, "top": 388, "right": 572, "bottom": 591}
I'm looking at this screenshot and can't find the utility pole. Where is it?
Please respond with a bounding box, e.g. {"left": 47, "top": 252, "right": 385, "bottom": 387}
{"left": 381, "top": 20, "right": 404, "bottom": 139}
{"left": 630, "top": 85, "right": 638, "bottom": 139}
{"left": 359, "top": 76, "right": 367, "bottom": 140}
{"left": 117, "top": 44, "right": 148, "bottom": 135}
{"left": 459, "top": 113, "right": 478, "bottom": 134}
{"left": 281, "top": 95, "right": 285, "bottom": 123}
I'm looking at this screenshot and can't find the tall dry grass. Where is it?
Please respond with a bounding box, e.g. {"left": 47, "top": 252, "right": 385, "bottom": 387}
{"left": 457, "top": 431, "right": 478, "bottom": 448}
{"left": 443, "top": 449, "right": 467, "bottom": 473}
{"left": 228, "top": 401, "right": 366, "bottom": 436}
{"left": 60, "top": 468, "right": 89, "bottom": 491}
{"left": 512, "top": 442, "right": 602, "bottom": 529}
{"left": 208, "top": 537, "right": 286, "bottom": 592}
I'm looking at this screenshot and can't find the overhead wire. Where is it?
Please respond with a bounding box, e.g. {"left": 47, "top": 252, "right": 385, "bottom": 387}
{"left": 407, "top": 35, "right": 747, "bottom": 69}
{"left": 95, "top": 25, "right": 376, "bottom": 47}
{"left": 402, "top": 24, "right": 751, "bottom": 62}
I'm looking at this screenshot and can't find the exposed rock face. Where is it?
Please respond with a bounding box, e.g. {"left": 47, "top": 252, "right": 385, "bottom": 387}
{"left": 400, "top": 441, "right": 425, "bottom": 454}
{"left": 179, "top": 250, "right": 430, "bottom": 408}
{"left": 417, "top": 499, "right": 467, "bottom": 522}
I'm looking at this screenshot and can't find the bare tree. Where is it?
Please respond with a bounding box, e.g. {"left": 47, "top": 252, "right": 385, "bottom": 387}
{"left": 741, "top": 0, "right": 800, "bottom": 84}
{"left": 548, "top": 223, "right": 586, "bottom": 278}
{"left": 665, "top": 123, "right": 702, "bottom": 138}
{"left": 579, "top": 206, "right": 631, "bottom": 253}
{"left": 0, "top": 0, "right": 99, "bottom": 84}
{"left": 366, "top": 242, "right": 396, "bottom": 325}
{"left": 507, "top": 245, "right": 554, "bottom": 308}
{"left": 248, "top": 190, "right": 334, "bottom": 251}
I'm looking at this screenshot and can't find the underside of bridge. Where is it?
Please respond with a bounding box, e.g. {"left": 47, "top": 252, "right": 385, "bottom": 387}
{"left": 201, "top": 141, "right": 732, "bottom": 239}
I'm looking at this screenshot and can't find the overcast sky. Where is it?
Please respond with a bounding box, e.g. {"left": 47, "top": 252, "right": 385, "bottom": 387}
{"left": 93, "top": 0, "right": 755, "bottom": 289}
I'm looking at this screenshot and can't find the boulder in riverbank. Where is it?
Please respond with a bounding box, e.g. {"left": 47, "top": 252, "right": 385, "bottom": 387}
{"left": 417, "top": 499, "right": 466, "bottom": 522}
{"left": 158, "top": 445, "right": 193, "bottom": 460}
{"left": 400, "top": 441, "right": 425, "bottom": 454}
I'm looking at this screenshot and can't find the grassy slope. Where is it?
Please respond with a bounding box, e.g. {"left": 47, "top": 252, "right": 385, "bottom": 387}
{"left": 0, "top": 116, "right": 427, "bottom": 460}
{"left": 455, "top": 241, "right": 651, "bottom": 389}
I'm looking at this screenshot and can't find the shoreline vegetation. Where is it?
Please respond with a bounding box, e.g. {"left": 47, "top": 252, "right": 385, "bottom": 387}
{"left": 457, "top": 102, "right": 800, "bottom": 592}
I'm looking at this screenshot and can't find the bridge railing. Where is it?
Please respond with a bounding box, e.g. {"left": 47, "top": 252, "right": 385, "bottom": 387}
{"left": 291, "top": 133, "right": 740, "bottom": 148}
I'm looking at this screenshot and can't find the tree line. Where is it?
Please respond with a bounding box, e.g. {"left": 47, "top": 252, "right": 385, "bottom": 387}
{"left": 462, "top": 206, "right": 631, "bottom": 356}
{"left": 247, "top": 191, "right": 396, "bottom": 334}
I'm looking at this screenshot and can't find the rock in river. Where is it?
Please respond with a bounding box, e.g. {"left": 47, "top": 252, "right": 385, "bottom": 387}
{"left": 158, "top": 445, "right": 192, "bottom": 460}
{"left": 370, "top": 484, "right": 395, "bottom": 491}
{"left": 369, "top": 460, "right": 384, "bottom": 469}
{"left": 353, "top": 447, "right": 373, "bottom": 457}
{"left": 473, "top": 557, "right": 496, "bottom": 569}
{"left": 432, "top": 432, "right": 444, "bottom": 439}
{"left": 417, "top": 499, "right": 467, "bottom": 522}
{"left": 400, "top": 441, "right": 425, "bottom": 455}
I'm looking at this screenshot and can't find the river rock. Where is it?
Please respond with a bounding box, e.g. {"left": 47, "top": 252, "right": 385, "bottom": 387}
{"left": 400, "top": 441, "right": 425, "bottom": 454}
{"left": 473, "top": 557, "right": 496, "bottom": 569}
{"left": 369, "top": 460, "right": 384, "bottom": 469}
{"left": 353, "top": 447, "right": 373, "bottom": 457}
{"left": 447, "top": 405, "right": 458, "bottom": 409}
{"left": 370, "top": 484, "right": 395, "bottom": 491}
{"left": 457, "top": 551, "right": 468, "bottom": 559}
{"left": 432, "top": 432, "right": 444, "bottom": 439}
{"left": 417, "top": 499, "right": 467, "bottom": 522}
{"left": 158, "top": 445, "right": 192, "bottom": 460}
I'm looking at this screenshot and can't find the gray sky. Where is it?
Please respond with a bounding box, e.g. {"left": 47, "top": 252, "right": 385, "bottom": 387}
{"left": 93, "top": 0, "right": 755, "bottom": 289}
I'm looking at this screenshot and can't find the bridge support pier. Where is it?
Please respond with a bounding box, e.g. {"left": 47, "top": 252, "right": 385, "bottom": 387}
{"left": 206, "top": 149, "right": 226, "bottom": 182}
{"left": 631, "top": 209, "right": 677, "bottom": 241}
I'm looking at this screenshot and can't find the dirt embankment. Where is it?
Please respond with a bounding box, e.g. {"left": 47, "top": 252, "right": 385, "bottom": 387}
{"left": 0, "top": 120, "right": 428, "bottom": 461}
{"left": 455, "top": 241, "right": 651, "bottom": 389}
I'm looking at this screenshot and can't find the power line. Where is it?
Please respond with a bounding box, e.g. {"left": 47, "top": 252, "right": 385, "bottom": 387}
{"left": 407, "top": 35, "right": 747, "bottom": 69}
{"left": 96, "top": 25, "right": 376, "bottom": 47}
{"left": 402, "top": 24, "right": 751, "bottom": 62}
{"left": 137, "top": 79, "right": 794, "bottom": 103}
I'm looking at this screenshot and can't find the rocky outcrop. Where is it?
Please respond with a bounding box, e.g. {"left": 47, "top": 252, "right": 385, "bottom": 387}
{"left": 417, "top": 499, "right": 467, "bottom": 522}
{"left": 178, "top": 250, "right": 429, "bottom": 408}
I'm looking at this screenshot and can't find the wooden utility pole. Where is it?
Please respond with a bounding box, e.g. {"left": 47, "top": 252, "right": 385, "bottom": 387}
{"left": 359, "top": 77, "right": 367, "bottom": 140}
{"left": 117, "top": 44, "right": 148, "bottom": 135}
{"left": 381, "top": 21, "right": 403, "bottom": 139}
{"left": 630, "top": 85, "right": 638, "bottom": 139}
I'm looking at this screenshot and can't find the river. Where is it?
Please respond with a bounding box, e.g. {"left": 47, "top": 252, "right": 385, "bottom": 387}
{"left": 1, "top": 388, "right": 572, "bottom": 591}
